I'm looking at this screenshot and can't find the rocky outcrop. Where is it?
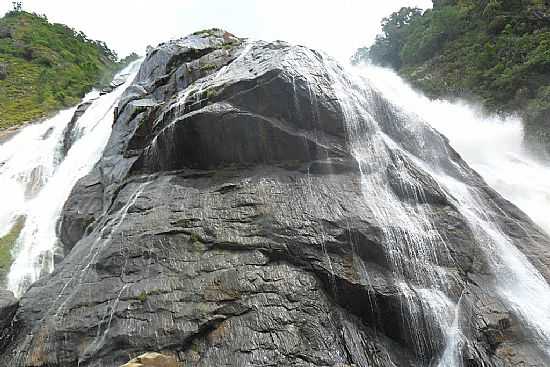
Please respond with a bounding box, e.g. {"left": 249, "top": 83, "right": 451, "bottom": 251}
{"left": 60, "top": 99, "right": 95, "bottom": 157}
{"left": 1, "top": 29, "right": 550, "bottom": 367}
{"left": 0, "top": 290, "right": 18, "bottom": 351}
{"left": 60, "top": 71, "right": 133, "bottom": 159}
{"left": 101, "top": 74, "right": 129, "bottom": 96}
{"left": 120, "top": 353, "right": 179, "bottom": 367}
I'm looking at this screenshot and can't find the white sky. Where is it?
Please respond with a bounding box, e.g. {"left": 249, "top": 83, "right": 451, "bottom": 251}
{"left": 0, "top": 0, "right": 432, "bottom": 61}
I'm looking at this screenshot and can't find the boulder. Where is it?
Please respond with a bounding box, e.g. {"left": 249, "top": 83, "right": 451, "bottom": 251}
{"left": 120, "top": 353, "right": 179, "bottom": 367}
{"left": 101, "top": 73, "right": 130, "bottom": 95}
{"left": 60, "top": 99, "right": 95, "bottom": 158}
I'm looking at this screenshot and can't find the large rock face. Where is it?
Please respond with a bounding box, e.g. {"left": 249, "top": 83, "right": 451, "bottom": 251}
{"left": 1, "top": 29, "right": 550, "bottom": 366}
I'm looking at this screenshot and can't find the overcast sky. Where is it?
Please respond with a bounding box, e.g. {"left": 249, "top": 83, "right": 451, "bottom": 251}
{"left": 0, "top": 0, "right": 432, "bottom": 61}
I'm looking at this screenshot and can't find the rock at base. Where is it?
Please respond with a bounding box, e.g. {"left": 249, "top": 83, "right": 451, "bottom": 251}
{"left": 120, "top": 353, "right": 179, "bottom": 367}
{"left": 0, "top": 289, "right": 18, "bottom": 350}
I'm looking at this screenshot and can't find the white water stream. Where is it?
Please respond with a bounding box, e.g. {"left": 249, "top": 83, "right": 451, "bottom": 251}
{"left": 358, "top": 64, "right": 550, "bottom": 236}
{"left": 0, "top": 61, "right": 141, "bottom": 297}
{"left": 343, "top": 63, "right": 550, "bottom": 361}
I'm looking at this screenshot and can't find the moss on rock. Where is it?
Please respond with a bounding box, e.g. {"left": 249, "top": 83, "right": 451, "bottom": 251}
{"left": 0, "top": 216, "right": 24, "bottom": 286}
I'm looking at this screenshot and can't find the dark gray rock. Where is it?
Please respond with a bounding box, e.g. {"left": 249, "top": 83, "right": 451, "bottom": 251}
{"left": 100, "top": 76, "right": 126, "bottom": 95}
{"left": 58, "top": 168, "right": 104, "bottom": 254}
{"left": 60, "top": 99, "right": 95, "bottom": 159}
{"left": 62, "top": 70, "right": 135, "bottom": 159}
{"left": 0, "top": 290, "right": 18, "bottom": 351}
{"left": 2, "top": 29, "right": 550, "bottom": 367}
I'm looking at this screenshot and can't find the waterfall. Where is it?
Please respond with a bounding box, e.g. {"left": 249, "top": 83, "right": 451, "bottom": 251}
{"left": 356, "top": 64, "right": 550, "bottom": 356}
{"left": 0, "top": 60, "right": 141, "bottom": 297}
{"left": 325, "top": 60, "right": 464, "bottom": 364}
{"left": 1, "top": 36, "right": 550, "bottom": 365}
{"left": 328, "top": 61, "right": 550, "bottom": 362}
{"left": 358, "top": 64, "right": 550, "bottom": 236}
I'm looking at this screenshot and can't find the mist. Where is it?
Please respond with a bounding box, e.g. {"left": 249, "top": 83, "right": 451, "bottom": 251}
{"left": 357, "top": 64, "right": 550, "bottom": 235}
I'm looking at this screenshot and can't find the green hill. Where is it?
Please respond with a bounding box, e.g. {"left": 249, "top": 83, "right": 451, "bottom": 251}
{"left": 0, "top": 9, "right": 137, "bottom": 129}
{"left": 354, "top": 0, "right": 550, "bottom": 152}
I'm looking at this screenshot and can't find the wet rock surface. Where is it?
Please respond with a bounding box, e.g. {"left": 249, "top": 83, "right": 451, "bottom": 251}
{"left": 61, "top": 99, "right": 95, "bottom": 157}
{"left": 0, "top": 290, "right": 17, "bottom": 350}
{"left": 1, "top": 29, "right": 550, "bottom": 366}
{"left": 61, "top": 71, "right": 133, "bottom": 159}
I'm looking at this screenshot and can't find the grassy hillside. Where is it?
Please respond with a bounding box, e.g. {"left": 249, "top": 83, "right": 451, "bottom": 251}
{"left": 354, "top": 0, "right": 550, "bottom": 152}
{"left": 0, "top": 10, "right": 137, "bottom": 129}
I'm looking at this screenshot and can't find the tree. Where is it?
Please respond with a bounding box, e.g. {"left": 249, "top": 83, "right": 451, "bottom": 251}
{"left": 365, "top": 7, "right": 423, "bottom": 68}
{"left": 12, "top": 2, "right": 23, "bottom": 12}
{"left": 381, "top": 6, "right": 422, "bottom": 33}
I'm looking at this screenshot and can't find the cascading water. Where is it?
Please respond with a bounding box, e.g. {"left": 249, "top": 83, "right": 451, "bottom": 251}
{"left": 0, "top": 60, "right": 141, "bottom": 297}
{"left": 326, "top": 60, "right": 465, "bottom": 364}
{"left": 329, "top": 61, "right": 550, "bottom": 362}
{"left": 1, "top": 31, "right": 550, "bottom": 365}
{"left": 356, "top": 63, "right": 550, "bottom": 357}
{"left": 358, "top": 64, "right": 550, "bottom": 235}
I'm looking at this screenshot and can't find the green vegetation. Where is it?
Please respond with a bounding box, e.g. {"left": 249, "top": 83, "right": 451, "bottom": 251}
{"left": 192, "top": 28, "right": 242, "bottom": 50}
{"left": 222, "top": 38, "right": 242, "bottom": 50}
{"left": 203, "top": 85, "right": 224, "bottom": 102}
{"left": 355, "top": 0, "right": 550, "bottom": 149}
{"left": 0, "top": 9, "right": 137, "bottom": 129}
{"left": 0, "top": 217, "right": 24, "bottom": 285}
{"left": 137, "top": 291, "right": 148, "bottom": 302}
{"left": 192, "top": 28, "right": 223, "bottom": 37}
{"left": 190, "top": 233, "right": 201, "bottom": 243}
{"left": 201, "top": 63, "right": 218, "bottom": 72}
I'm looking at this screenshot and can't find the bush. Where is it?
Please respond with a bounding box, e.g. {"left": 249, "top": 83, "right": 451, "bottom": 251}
{"left": 363, "top": 7, "right": 423, "bottom": 69}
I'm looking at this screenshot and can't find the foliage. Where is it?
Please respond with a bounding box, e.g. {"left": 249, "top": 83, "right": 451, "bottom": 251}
{"left": 137, "top": 291, "right": 148, "bottom": 302}
{"left": 354, "top": 0, "right": 550, "bottom": 146}
{"left": 361, "top": 7, "right": 422, "bottom": 69}
{"left": 201, "top": 63, "right": 217, "bottom": 72}
{"left": 0, "top": 11, "right": 135, "bottom": 129}
{"left": 190, "top": 233, "right": 201, "bottom": 243}
{"left": 119, "top": 52, "right": 140, "bottom": 66}
{"left": 0, "top": 217, "right": 24, "bottom": 285}
{"left": 11, "top": 2, "right": 23, "bottom": 13}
